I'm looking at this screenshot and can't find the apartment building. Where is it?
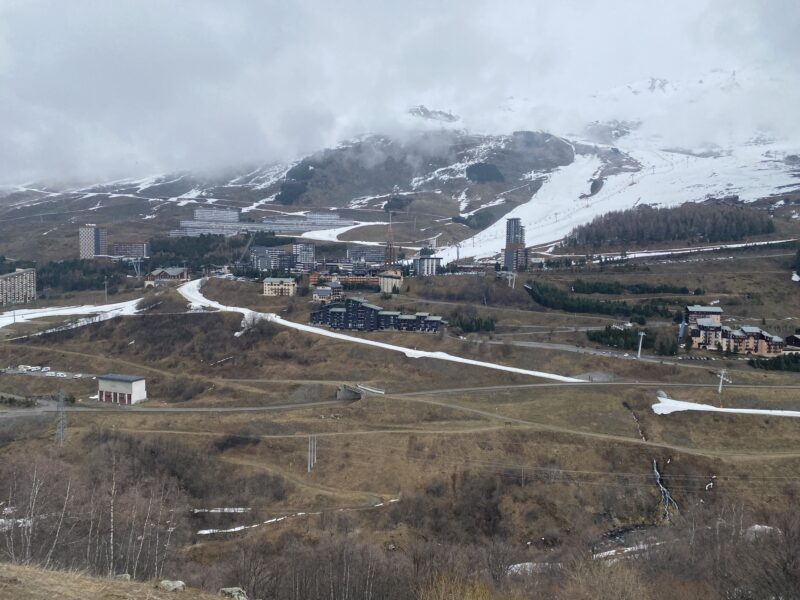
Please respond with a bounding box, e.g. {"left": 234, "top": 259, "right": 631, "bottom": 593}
{"left": 263, "top": 277, "right": 297, "bottom": 296}
{"left": 687, "top": 304, "right": 784, "bottom": 356}
{"left": 311, "top": 297, "right": 443, "bottom": 333}
{"left": 110, "top": 242, "right": 149, "bottom": 258}
{"left": 0, "top": 268, "right": 36, "bottom": 306}
{"left": 79, "top": 225, "right": 108, "bottom": 258}
{"left": 503, "top": 218, "right": 528, "bottom": 271}
{"left": 413, "top": 256, "right": 442, "bottom": 277}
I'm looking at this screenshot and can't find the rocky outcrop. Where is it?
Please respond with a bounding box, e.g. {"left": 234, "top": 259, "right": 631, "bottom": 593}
{"left": 158, "top": 579, "right": 186, "bottom": 592}
{"left": 219, "top": 587, "right": 248, "bottom": 600}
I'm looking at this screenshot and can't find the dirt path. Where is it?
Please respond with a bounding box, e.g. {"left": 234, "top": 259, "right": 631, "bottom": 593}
{"left": 220, "top": 454, "right": 389, "bottom": 505}
{"left": 390, "top": 392, "right": 800, "bottom": 462}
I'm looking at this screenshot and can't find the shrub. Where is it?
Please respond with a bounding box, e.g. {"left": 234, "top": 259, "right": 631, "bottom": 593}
{"left": 466, "top": 162, "right": 504, "bottom": 183}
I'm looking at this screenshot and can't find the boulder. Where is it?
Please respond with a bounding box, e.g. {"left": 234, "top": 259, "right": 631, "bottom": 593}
{"left": 158, "top": 579, "right": 186, "bottom": 592}
{"left": 219, "top": 587, "right": 248, "bottom": 600}
{"left": 115, "top": 573, "right": 131, "bottom": 581}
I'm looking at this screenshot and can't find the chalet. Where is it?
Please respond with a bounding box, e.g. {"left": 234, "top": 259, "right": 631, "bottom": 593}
{"left": 145, "top": 267, "right": 189, "bottom": 287}
{"left": 786, "top": 329, "right": 800, "bottom": 349}
{"left": 312, "top": 281, "right": 344, "bottom": 304}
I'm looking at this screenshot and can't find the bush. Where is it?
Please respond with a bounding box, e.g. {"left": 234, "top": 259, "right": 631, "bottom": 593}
{"left": 749, "top": 353, "right": 800, "bottom": 371}
{"left": 565, "top": 201, "right": 775, "bottom": 247}
{"left": 572, "top": 279, "right": 689, "bottom": 295}
{"left": 452, "top": 211, "right": 495, "bottom": 230}
{"left": 466, "top": 162, "right": 504, "bottom": 183}
{"left": 449, "top": 309, "right": 495, "bottom": 333}
{"left": 214, "top": 434, "right": 259, "bottom": 452}
{"left": 384, "top": 196, "right": 413, "bottom": 212}
{"left": 525, "top": 280, "right": 674, "bottom": 318}
{"left": 36, "top": 259, "right": 129, "bottom": 292}
{"left": 162, "top": 375, "right": 205, "bottom": 402}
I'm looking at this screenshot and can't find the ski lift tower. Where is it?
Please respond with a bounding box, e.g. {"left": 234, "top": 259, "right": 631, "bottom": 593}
{"left": 637, "top": 331, "right": 646, "bottom": 359}
{"left": 717, "top": 369, "right": 732, "bottom": 395}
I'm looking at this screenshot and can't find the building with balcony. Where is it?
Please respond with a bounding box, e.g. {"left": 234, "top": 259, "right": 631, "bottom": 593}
{"left": 0, "top": 269, "right": 36, "bottom": 307}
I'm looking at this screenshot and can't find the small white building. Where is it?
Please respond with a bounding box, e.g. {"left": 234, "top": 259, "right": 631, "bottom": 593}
{"left": 98, "top": 374, "right": 147, "bottom": 405}
{"left": 378, "top": 270, "right": 403, "bottom": 295}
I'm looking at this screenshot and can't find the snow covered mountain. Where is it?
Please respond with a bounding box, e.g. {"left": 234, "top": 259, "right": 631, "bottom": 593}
{"left": 1, "top": 69, "right": 798, "bottom": 263}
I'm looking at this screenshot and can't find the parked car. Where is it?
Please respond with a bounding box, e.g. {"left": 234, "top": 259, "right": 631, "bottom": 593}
{"left": 42, "top": 367, "right": 51, "bottom": 372}
{"left": 45, "top": 372, "right": 56, "bottom": 377}
{"left": 56, "top": 372, "right": 67, "bottom": 378}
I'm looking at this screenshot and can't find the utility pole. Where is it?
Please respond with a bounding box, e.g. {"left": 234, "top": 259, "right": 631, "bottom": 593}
{"left": 637, "top": 331, "right": 646, "bottom": 359}
{"left": 55, "top": 390, "right": 66, "bottom": 447}
{"left": 718, "top": 369, "right": 731, "bottom": 395}
{"left": 307, "top": 435, "right": 318, "bottom": 473}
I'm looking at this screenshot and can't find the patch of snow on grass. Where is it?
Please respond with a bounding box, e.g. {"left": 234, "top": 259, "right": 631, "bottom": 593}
{"left": 177, "top": 279, "right": 584, "bottom": 383}
{"left": 653, "top": 394, "right": 800, "bottom": 418}
{"left": 0, "top": 299, "right": 141, "bottom": 331}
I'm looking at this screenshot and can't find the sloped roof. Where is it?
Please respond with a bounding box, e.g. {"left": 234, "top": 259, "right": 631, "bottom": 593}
{"left": 696, "top": 318, "right": 721, "bottom": 328}
{"left": 687, "top": 305, "right": 723, "bottom": 314}
{"left": 99, "top": 373, "right": 145, "bottom": 383}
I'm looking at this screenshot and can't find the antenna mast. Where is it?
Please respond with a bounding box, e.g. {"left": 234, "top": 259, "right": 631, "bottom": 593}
{"left": 384, "top": 212, "right": 396, "bottom": 267}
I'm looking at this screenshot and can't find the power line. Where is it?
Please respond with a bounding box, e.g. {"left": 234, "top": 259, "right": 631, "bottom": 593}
{"left": 307, "top": 434, "right": 318, "bottom": 473}
{"left": 55, "top": 390, "right": 66, "bottom": 447}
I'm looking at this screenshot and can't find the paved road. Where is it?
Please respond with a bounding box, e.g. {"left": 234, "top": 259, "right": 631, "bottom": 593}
{"left": 473, "top": 336, "right": 744, "bottom": 372}
{"left": 0, "top": 399, "right": 348, "bottom": 419}
{"left": 1, "top": 368, "right": 88, "bottom": 380}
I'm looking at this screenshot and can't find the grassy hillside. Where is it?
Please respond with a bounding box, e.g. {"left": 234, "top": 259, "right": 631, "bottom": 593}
{"left": 0, "top": 564, "right": 218, "bottom": 600}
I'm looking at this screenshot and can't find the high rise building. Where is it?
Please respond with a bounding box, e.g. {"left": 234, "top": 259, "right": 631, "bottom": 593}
{"left": 503, "top": 218, "right": 527, "bottom": 271}
{"left": 193, "top": 207, "right": 240, "bottom": 222}
{"left": 79, "top": 225, "right": 108, "bottom": 258}
{"left": 249, "top": 246, "right": 294, "bottom": 272}
{"left": 292, "top": 242, "right": 316, "bottom": 272}
{"left": 413, "top": 256, "right": 442, "bottom": 277}
{"left": 110, "top": 242, "right": 149, "bottom": 258}
{"left": 0, "top": 268, "right": 36, "bottom": 306}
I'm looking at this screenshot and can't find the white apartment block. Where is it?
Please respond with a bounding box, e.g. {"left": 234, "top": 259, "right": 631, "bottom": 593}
{"left": 79, "top": 225, "right": 108, "bottom": 258}
{"left": 0, "top": 269, "right": 36, "bottom": 306}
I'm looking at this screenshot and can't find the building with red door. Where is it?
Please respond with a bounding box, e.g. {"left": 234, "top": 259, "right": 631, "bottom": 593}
{"left": 97, "top": 374, "right": 147, "bottom": 405}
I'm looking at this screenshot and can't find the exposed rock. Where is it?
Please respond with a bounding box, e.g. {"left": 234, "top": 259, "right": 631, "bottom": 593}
{"left": 115, "top": 573, "right": 131, "bottom": 581}
{"left": 158, "top": 579, "right": 186, "bottom": 592}
{"left": 220, "top": 587, "right": 248, "bottom": 600}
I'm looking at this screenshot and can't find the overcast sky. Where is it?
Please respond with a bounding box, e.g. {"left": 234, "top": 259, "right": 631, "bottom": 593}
{"left": 0, "top": 0, "right": 797, "bottom": 184}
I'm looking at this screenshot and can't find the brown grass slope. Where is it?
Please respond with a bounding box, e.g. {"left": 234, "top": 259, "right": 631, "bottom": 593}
{"left": 0, "top": 563, "right": 218, "bottom": 600}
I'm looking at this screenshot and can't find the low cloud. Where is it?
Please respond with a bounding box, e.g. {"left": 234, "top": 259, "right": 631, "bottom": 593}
{"left": 0, "top": 0, "right": 797, "bottom": 185}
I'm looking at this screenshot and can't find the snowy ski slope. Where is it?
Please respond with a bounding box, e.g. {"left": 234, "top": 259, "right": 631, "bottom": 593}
{"left": 438, "top": 142, "right": 799, "bottom": 263}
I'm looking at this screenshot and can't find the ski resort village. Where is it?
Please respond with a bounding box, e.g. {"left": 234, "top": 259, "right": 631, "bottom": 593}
{"left": 2, "top": 3, "right": 800, "bottom": 598}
